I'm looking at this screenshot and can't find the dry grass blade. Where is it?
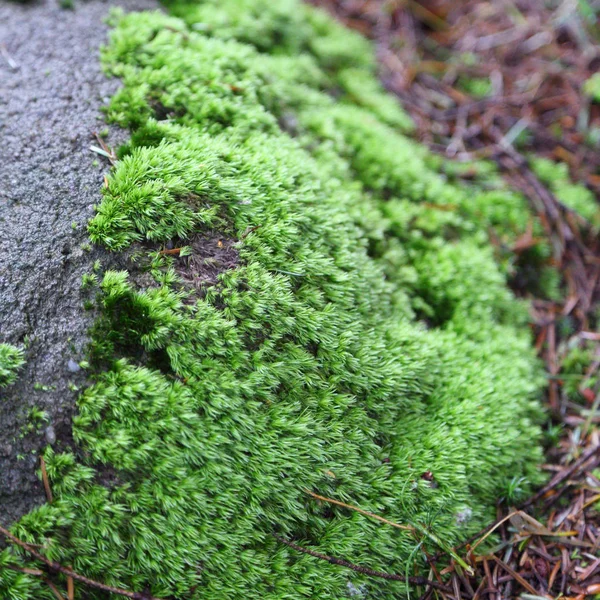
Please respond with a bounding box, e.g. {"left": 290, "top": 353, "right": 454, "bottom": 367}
{"left": 67, "top": 566, "right": 74, "bottom": 600}
{"left": 491, "top": 555, "right": 546, "bottom": 597}
{"left": 305, "top": 488, "right": 474, "bottom": 573}
{"left": 304, "top": 488, "right": 414, "bottom": 531}
{"left": 39, "top": 455, "right": 53, "bottom": 504}
{"left": 45, "top": 580, "right": 67, "bottom": 600}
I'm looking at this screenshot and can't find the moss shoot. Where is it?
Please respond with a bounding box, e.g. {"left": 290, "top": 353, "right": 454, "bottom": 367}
{"left": 0, "top": 344, "right": 25, "bottom": 389}
{"left": 2, "top": 2, "right": 547, "bottom": 598}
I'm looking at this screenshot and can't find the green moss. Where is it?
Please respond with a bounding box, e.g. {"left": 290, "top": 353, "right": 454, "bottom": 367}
{"left": 531, "top": 157, "right": 600, "bottom": 226}
{"left": 162, "top": 0, "right": 374, "bottom": 70}
{"left": 583, "top": 72, "right": 600, "bottom": 103}
{"left": 457, "top": 75, "right": 492, "bottom": 99}
{"left": 560, "top": 343, "right": 598, "bottom": 400}
{"left": 0, "top": 343, "right": 25, "bottom": 388}
{"left": 3, "top": 3, "right": 548, "bottom": 599}
{"left": 336, "top": 68, "right": 414, "bottom": 132}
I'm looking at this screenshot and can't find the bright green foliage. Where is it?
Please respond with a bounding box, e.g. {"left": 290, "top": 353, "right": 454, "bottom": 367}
{"left": 560, "top": 342, "right": 598, "bottom": 401}
{"left": 583, "top": 72, "right": 600, "bottom": 103}
{"left": 457, "top": 75, "right": 492, "bottom": 98}
{"left": 161, "top": 0, "right": 375, "bottom": 71}
{"left": 0, "top": 343, "right": 25, "bottom": 388}
{"left": 531, "top": 157, "right": 600, "bottom": 226}
{"left": 4, "top": 3, "right": 547, "bottom": 599}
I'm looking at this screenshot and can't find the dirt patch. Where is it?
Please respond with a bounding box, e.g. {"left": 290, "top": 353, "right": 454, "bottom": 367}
{"left": 174, "top": 232, "right": 239, "bottom": 296}
{"left": 0, "top": 0, "right": 158, "bottom": 526}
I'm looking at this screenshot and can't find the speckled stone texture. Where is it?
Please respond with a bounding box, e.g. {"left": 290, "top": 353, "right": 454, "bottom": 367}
{"left": 0, "top": 0, "right": 158, "bottom": 525}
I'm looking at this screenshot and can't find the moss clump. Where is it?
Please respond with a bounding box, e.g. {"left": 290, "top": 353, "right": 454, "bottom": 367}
{"left": 560, "top": 342, "right": 598, "bottom": 401}
{"left": 583, "top": 72, "right": 600, "bottom": 103}
{"left": 3, "top": 2, "right": 546, "bottom": 598}
{"left": 0, "top": 343, "right": 25, "bottom": 388}
{"left": 531, "top": 156, "right": 600, "bottom": 226}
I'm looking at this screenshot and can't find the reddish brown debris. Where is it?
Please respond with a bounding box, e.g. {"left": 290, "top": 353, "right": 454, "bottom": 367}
{"left": 310, "top": 0, "right": 600, "bottom": 321}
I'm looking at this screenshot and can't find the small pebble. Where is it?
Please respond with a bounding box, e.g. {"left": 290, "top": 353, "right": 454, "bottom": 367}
{"left": 0, "top": 444, "right": 13, "bottom": 457}
{"left": 67, "top": 358, "right": 80, "bottom": 373}
{"left": 45, "top": 425, "right": 56, "bottom": 445}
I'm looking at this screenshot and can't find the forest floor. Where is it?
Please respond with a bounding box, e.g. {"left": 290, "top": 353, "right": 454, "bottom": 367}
{"left": 309, "top": 1, "right": 600, "bottom": 598}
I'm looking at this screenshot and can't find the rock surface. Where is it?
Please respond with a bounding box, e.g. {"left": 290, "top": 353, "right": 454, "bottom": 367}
{"left": 0, "top": 0, "right": 157, "bottom": 526}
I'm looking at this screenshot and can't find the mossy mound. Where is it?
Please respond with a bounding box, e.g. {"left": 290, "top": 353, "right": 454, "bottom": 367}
{"left": 2, "top": 2, "right": 546, "bottom": 598}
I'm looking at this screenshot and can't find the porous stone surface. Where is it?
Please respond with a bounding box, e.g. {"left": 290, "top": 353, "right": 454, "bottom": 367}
{"left": 0, "top": 0, "right": 157, "bottom": 526}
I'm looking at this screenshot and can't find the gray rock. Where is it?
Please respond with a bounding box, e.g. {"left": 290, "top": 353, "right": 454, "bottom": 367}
{"left": 0, "top": 0, "right": 158, "bottom": 526}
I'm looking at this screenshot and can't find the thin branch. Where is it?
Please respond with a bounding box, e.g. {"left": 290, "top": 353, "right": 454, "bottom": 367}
{"left": 273, "top": 534, "right": 456, "bottom": 595}
{"left": 0, "top": 524, "right": 162, "bottom": 600}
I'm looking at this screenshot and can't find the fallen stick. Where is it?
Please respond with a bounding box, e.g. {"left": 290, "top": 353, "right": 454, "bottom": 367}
{"left": 0, "top": 524, "right": 162, "bottom": 600}
{"left": 273, "top": 534, "right": 457, "bottom": 595}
